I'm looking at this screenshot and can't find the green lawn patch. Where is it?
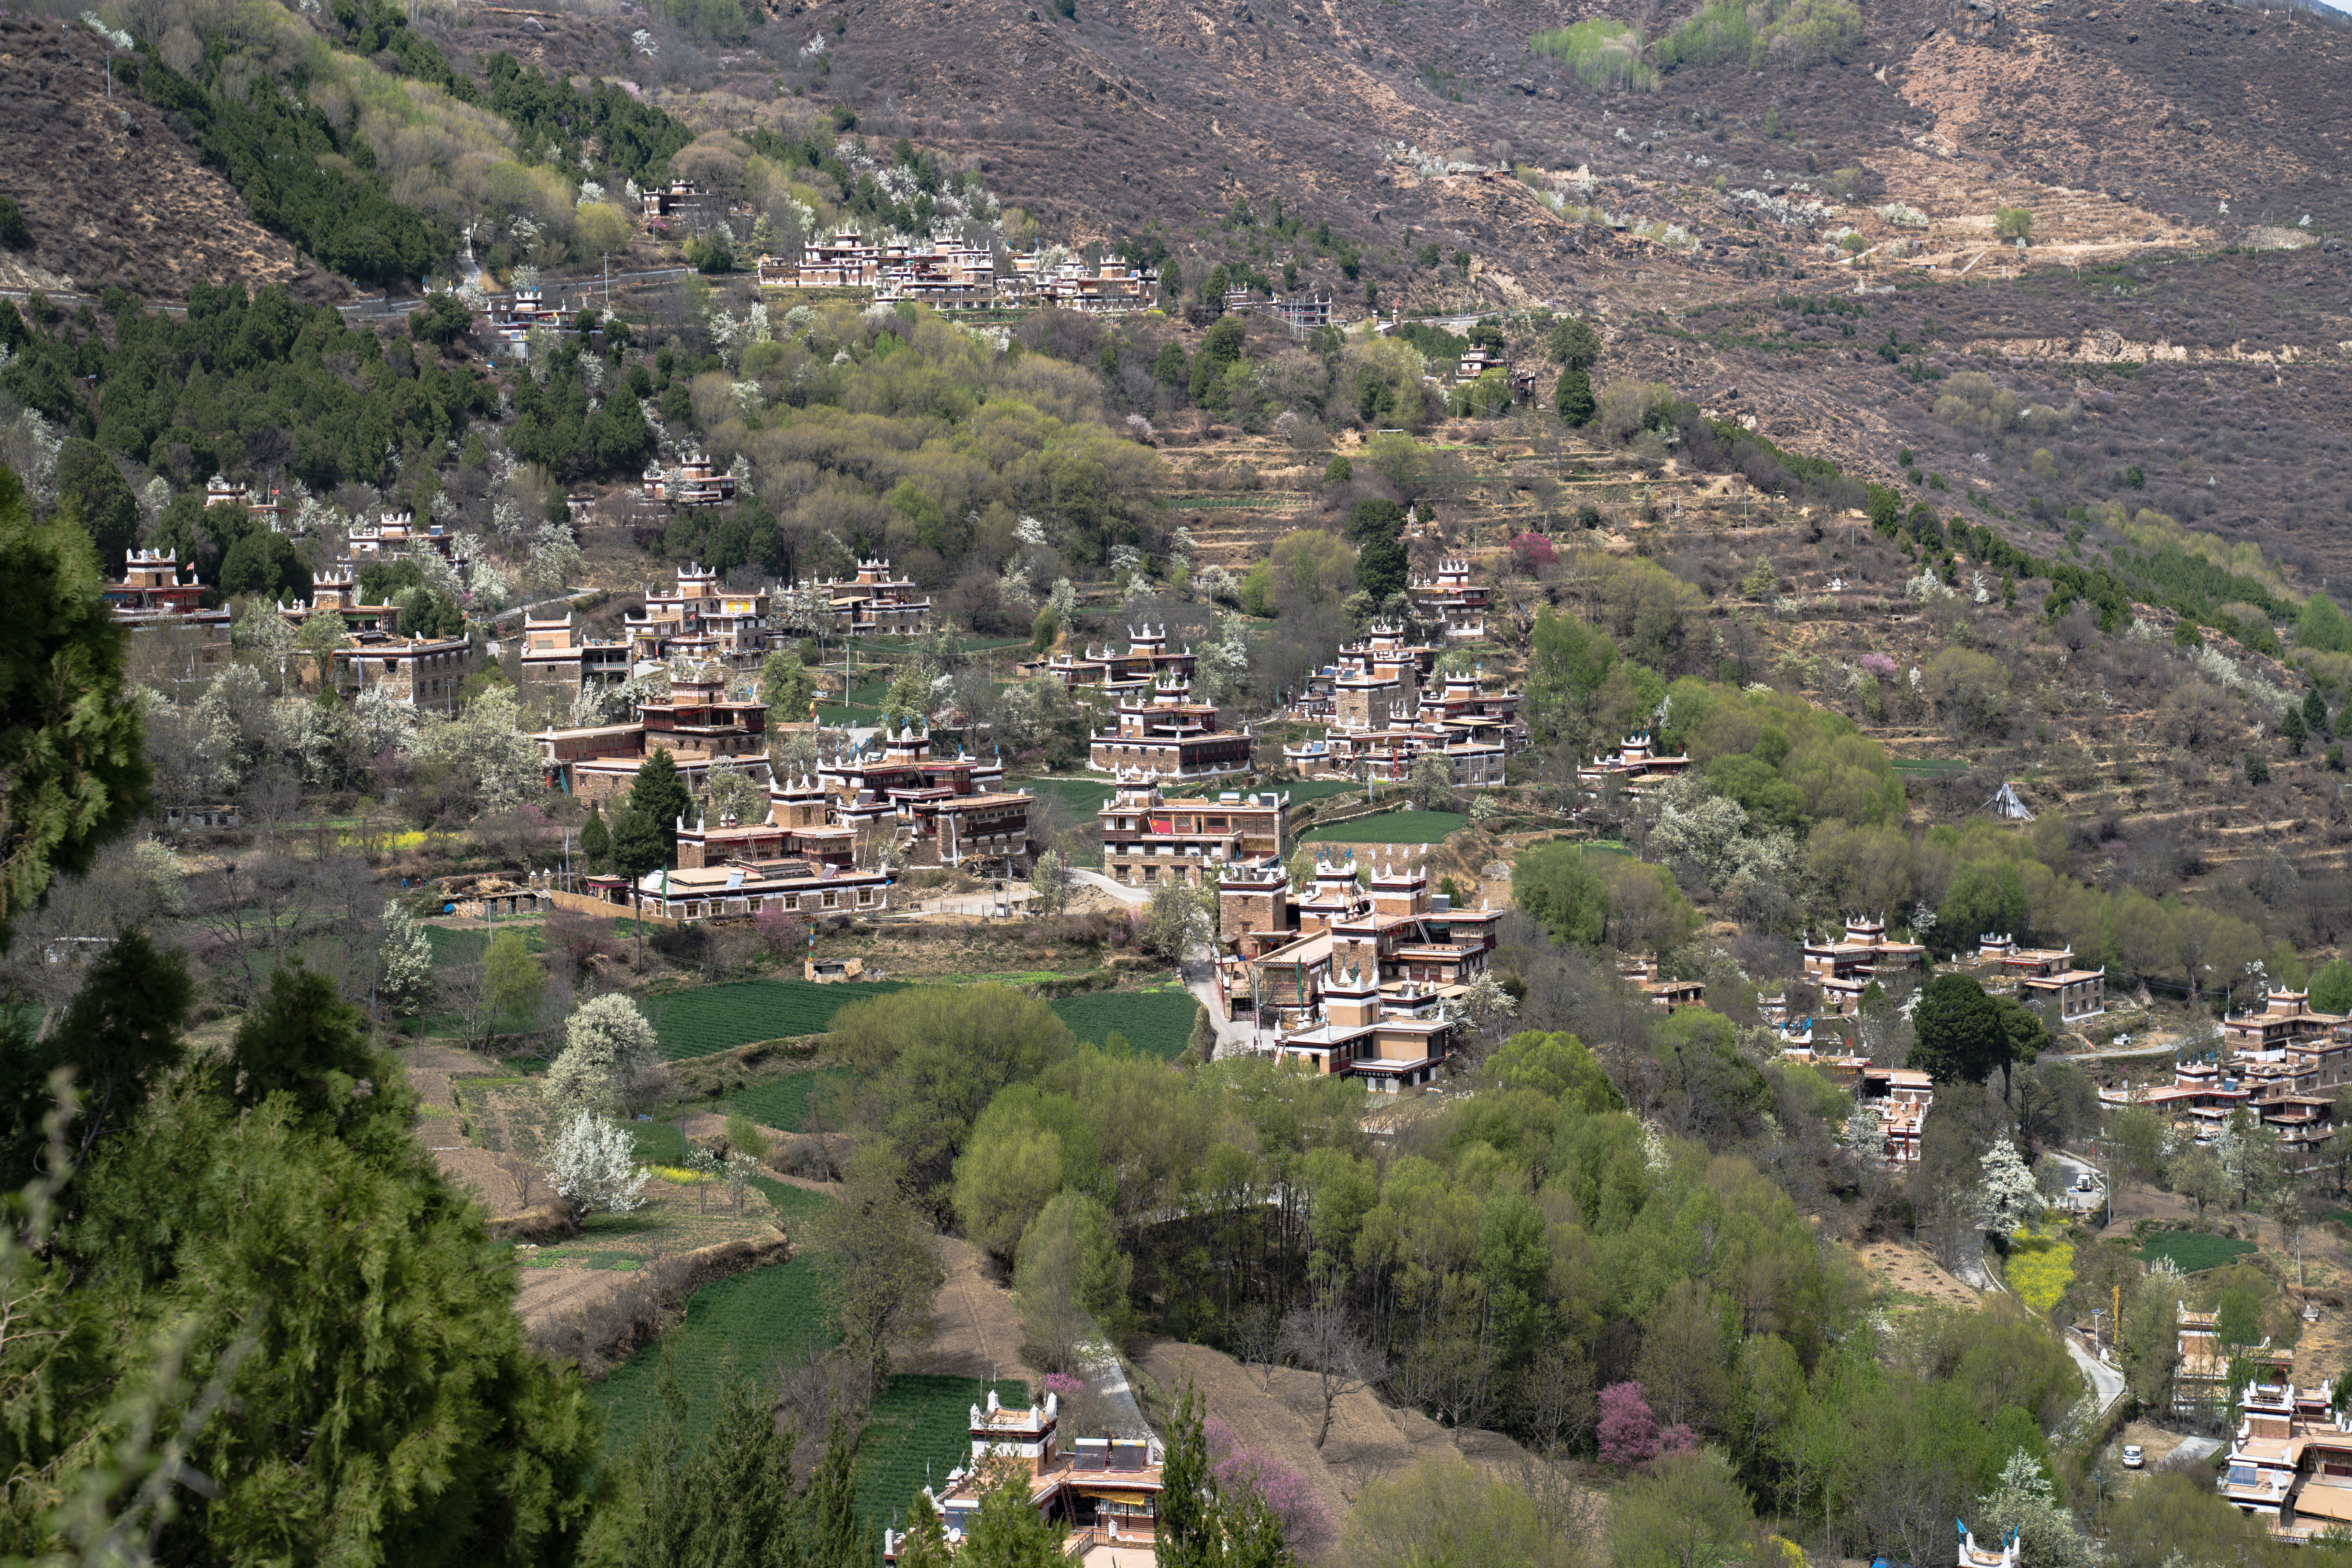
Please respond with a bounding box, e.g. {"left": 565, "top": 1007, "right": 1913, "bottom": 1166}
{"left": 2138, "top": 1232, "right": 2259, "bottom": 1272}
{"left": 1015, "top": 776, "right": 1116, "bottom": 817}
{"left": 648, "top": 980, "right": 907, "bottom": 1060}
{"left": 1298, "top": 810, "right": 1472, "bottom": 845}
{"left": 1051, "top": 988, "right": 1201, "bottom": 1062}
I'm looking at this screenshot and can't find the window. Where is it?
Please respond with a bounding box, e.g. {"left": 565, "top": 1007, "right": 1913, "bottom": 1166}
{"left": 822, "top": 891, "right": 839, "bottom": 909}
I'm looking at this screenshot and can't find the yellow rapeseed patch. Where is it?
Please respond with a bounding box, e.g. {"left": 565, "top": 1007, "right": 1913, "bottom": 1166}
{"left": 2005, "top": 1224, "right": 2075, "bottom": 1312}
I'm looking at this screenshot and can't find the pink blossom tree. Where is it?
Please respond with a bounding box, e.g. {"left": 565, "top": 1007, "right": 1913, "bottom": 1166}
{"left": 1206, "top": 1418, "right": 1337, "bottom": 1559}
{"left": 1597, "top": 1381, "right": 1661, "bottom": 1468}
{"left": 1510, "top": 532, "right": 1557, "bottom": 574}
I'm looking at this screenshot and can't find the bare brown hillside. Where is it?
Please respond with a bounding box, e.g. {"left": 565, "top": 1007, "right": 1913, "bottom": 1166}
{"left": 0, "top": 16, "right": 354, "bottom": 303}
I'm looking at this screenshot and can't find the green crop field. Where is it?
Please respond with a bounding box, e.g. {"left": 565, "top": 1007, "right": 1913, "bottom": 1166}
{"left": 649, "top": 980, "right": 907, "bottom": 1059}
{"left": 1298, "top": 811, "right": 1472, "bottom": 845}
{"left": 726, "top": 1068, "right": 852, "bottom": 1133}
{"left": 591, "top": 1245, "right": 838, "bottom": 1463}
{"left": 1052, "top": 989, "right": 1201, "bottom": 1062}
{"left": 2138, "top": 1232, "right": 2259, "bottom": 1272}
{"left": 857, "top": 1376, "right": 1029, "bottom": 1539}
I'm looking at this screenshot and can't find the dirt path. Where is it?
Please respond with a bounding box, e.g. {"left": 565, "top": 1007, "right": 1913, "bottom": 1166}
{"left": 516, "top": 1264, "right": 632, "bottom": 1332}
{"left": 900, "top": 1237, "right": 1042, "bottom": 1388}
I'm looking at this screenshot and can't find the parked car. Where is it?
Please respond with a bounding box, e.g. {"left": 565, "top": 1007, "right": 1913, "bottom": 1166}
{"left": 2122, "top": 1444, "right": 2145, "bottom": 1469}
{"left": 2075, "top": 1172, "right": 2096, "bottom": 1193}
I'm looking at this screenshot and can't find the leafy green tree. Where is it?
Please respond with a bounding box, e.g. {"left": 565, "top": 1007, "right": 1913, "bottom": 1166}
{"left": 1512, "top": 842, "right": 1610, "bottom": 946}
{"left": 483, "top": 927, "right": 546, "bottom": 1032}
{"left": 219, "top": 527, "right": 314, "bottom": 603}
{"left": 54, "top": 437, "right": 141, "bottom": 574}
{"left": 1554, "top": 368, "right": 1596, "bottom": 426}
{"left": 1014, "top": 1190, "right": 1134, "bottom": 1371}
{"left": 1189, "top": 317, "right": 1247, "bottom": 405}
{"left": 408, "top": 293, "right": 476, "bottom": 347}
{"left": 761, "top": 648, "right": 818, "bottom": 731}
{"left": 1606, "top": 1450, "right": 1756, "bottom": 1568}
{"left": 2312, "top": 956, "right": 2352, "bottom": 1015}
{"left": 607, "top": 803, "right": 667, "bottom": 966}
{"left": 806, "top": 1146, "right": 946, "bottom": 1382}
{"left": 1994, "top": 207, "right": 2034, "bottom": 241}
{"left": 1322, "top": 455, "right": 1352, "bottom": 486}
{"left": 828, "top": 984, "right": 1076, "bottom": 1207}
{"left": 1339, "top": 1452, "right": 1575, "bottom": 1568}
{"left": 0, "top": 465, "right": 151, "bottom": 945}
{"left": 1478, "top": 1030, "right": 1623, "bottom": 1113}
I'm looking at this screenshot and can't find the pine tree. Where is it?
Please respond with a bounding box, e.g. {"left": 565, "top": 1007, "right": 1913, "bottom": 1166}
{"left": 962, "top": 1454, "right": 1062, "bottom": 1566}
{"left": 806, "top": 1414, "right": 867, "bottom": 1568}
{"left": 897, "top": 1492, "right": 953, "bottom": 1567}
{"left": 5, "top": 956, "right": 606, "bottom": 1562}
{"left": 626, "top": 747, "right": 693, "bottom": 864}
{"left": 0, "top": 464, "right": 151, "bottom": 947}
{"left": 0, "top": 929, "right": 191, "bottom": 1187}
{"left": 1157, "top": 1379, "right": 1216, "bottom": 1568}
{"left": 2285, "top": 708, "right": 2309, "bottom": 755}
{"left": 2305, "top": 688, "right": 2330, "bottom": 738}
{"left": 1554, "top": 368, "right": 1595, "bottom": 426}
{"left": 579, "top": 801, "right": 611, "bottom": 874}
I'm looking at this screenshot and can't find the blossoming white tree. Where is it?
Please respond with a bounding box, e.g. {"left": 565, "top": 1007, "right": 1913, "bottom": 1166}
{"left": 545, "top": 993, "right": 662, "bottom": 1115}
{"left": 1974, "top": 1136, "right": 2043, "bottom": 1240}
{"left": 379, "top": 902, "right": 434, "bottom": 1013}
{"left": 548, "top": 1111, "right": 650, "bottom": 1224}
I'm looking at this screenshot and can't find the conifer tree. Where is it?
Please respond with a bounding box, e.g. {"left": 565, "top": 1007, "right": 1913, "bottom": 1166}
{"left": 0, "top": 464, "right": 151, "bottom": 946}
{"left": 579, "top": 800, "right": 611, "bottom": 874}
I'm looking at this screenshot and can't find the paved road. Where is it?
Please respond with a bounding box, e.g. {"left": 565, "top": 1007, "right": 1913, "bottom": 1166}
{"left": 2068, "top": 1334, "right": 2127, "bottom": 1417}
{"left": 1069, "top": 867, "right": 1145, "bottom": 907}
{"left": 2053, "top": 1152, "right": 2106, "bottom": 1217}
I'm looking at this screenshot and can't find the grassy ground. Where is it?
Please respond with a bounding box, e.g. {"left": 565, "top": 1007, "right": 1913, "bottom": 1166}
{"left": 647, "top": 979, "right": 907, "bottom": 1059}
{"left": 1298, "top": 810, "right": 1472, "bottom": 845}
{"left": 1051, "top": 987, "right": 1201, "bottom": 1062}
{"left": 1016, "top": 776, "right": 1117, "bottom": 817}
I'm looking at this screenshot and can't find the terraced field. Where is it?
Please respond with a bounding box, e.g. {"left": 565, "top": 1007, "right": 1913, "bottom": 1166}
{"left": 648, "top": 980, "right": 906, "bottom": 1060}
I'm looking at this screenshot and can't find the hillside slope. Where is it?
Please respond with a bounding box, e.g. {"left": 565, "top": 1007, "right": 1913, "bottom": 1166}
{"left": 0, "top": 15, "right": 354, "bottom": 302}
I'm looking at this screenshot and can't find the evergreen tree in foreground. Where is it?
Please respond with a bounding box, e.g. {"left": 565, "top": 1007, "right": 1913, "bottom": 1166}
{"left": 0, "top": 959, "right": 603, "bottom": 1561}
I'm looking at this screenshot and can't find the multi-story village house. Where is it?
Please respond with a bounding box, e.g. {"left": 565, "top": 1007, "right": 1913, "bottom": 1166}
{"left": 104, "top": 550, "right": 233, "bottom": 680}
{"left": 880, "top": 1390, "right": 1166, "bottom": 1563}
{"left": 1212, "top": 854, "right": 1502, "bottom": 1065}
{"left": 1096, "top": 779, "right": 1289, "bottom": 890}
{"left": 1087, "top": 671, "right": 1253, "bottom": 782}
